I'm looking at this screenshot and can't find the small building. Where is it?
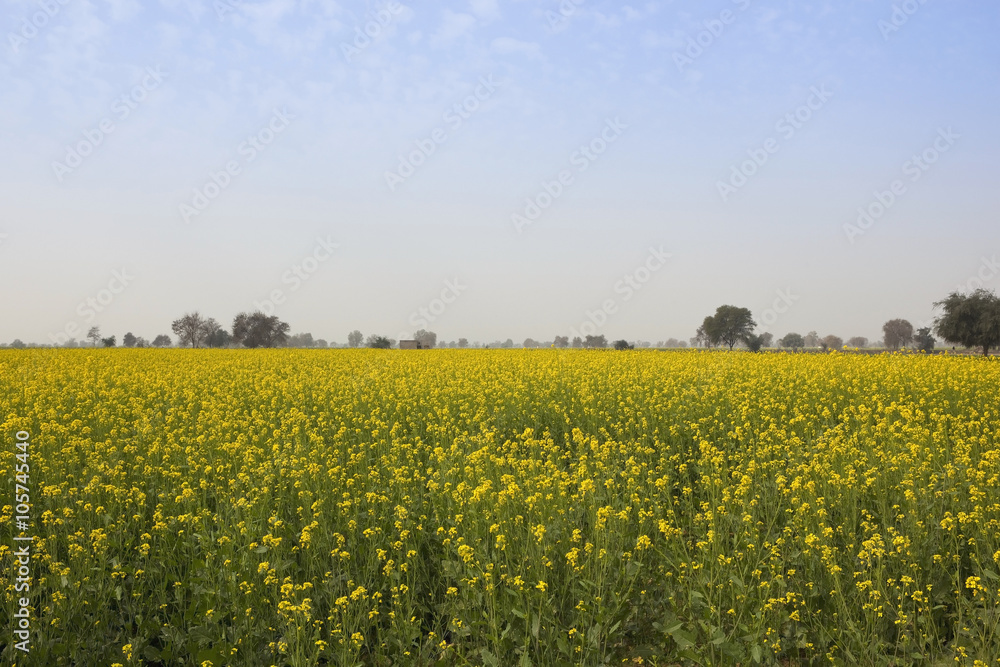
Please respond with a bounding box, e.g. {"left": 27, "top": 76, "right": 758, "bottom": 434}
{"left": 399, "top": 340, "right": 429, "bottom": 349}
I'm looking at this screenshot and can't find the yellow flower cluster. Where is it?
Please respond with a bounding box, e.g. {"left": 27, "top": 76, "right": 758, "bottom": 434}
{"left": 1, "top": 348, "right": 999, "bottom": 664}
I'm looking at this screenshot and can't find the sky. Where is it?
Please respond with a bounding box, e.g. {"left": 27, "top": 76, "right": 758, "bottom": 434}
{"left": 1, "top": 0, "right": 998, "bottom": 346}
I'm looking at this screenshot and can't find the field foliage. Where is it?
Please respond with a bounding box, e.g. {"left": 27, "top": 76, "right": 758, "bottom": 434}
{"left": 2, "top": 349, "right": 1000, "bottom": 665}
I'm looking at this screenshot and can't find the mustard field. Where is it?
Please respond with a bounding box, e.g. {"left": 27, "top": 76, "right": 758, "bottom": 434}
{"left": 2, "top": 349, "right": 1000, "bottom": 666}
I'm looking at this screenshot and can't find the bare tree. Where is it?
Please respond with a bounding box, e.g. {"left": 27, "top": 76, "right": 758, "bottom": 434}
{"left": 821, "top": 335, "right": 843, "bottom": 350}
{"left": 882, "top": 319, "right": 914, "bottom": 351}
{"left": 87, "top": 326, "right": 101, "bottom": 347}
{"left": 413, "top": 330, "right": 437, "bottom": 349}
{"left": 172, "top": 312, "right": 208, "bottom": 347}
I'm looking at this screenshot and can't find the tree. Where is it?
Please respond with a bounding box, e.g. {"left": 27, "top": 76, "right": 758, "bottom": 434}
{"left": 702, "top": 305, "right": 756, "bottom": 350}
{"left": 348, "top": 330, "right": 363, "bottom": 348}
{"left": 172, "top": 312, "right": 210, "bottom": 348}
{"left": 523, "top": 338, "right": 540, "bottom": 348}
{"left": 744, "top": 334, "right": 767, "bottom": 352}
{"left": 201, "top": 318, "right": 223, "bottom": 345}
{"left": 152, "top": 334, "right": 172, "bottom": 347}
{"left": 288, "top": 333, "right": 315, "bottom": 348}
{"left": 571, "top": 337, "right": 583, "bottom": 348}
{"left": 457, "top": 338, "right": 469, "bottom": 348}
{"left": 934, "top": 289, "right": 1000, "bottom": 356}
{"left": 87, "top": 326, "right": 101, "bottom": 347}
{"left": 101, "top": 336, "right": 116, "bottom": 347}
{"left": 10, "top": 339, "right": 26, "bottom": 349}
{"left": 413, "top": 330, "right": 437, "bottom": 349}
{"left": 315, "top": 339, "right": 328, "bottom": 348}
{"left": 692, "top": 324, "right": 710, "bottom": 348}
{"left": 232, "top": 312, "right": 290, "bottom": 348}
{"left": 778, "top": 333, "right": 805, "bottom": 349}
{"left": 207, "top": 328, "right": 232, "bottom": 348}
{"left": 882, "top": 319, "right": 914, "bottom": 351}
{"left": 366, "top": 334, "right": 392, "bottom": 349}
{"left": 914, "top": 327, "right": 936, "bottom": 353}
{"left": 123, "top": 332, "right": 138, "bottom": 348}
{"left": 553, "top": 336, "right": 569, "bottom": 348}
{"left": 847, "top": 336, "right": 869, "bottom": 348}
{"left": 613, "top": 339, "right": 634, "bottom": 350}
{"left": 759, "top": 332, "right": 773, "bottom": 348}
{"left": 803, "top": 331, "right": 820, "bottom": 348}
{"left": 821, "top": 335, "right": 843, "bottom": 350}
{"left": 134, "top": 337, "right": 149, "bottom": 348}
{"left": 584, "top": 334, "right": 607, "bottom": 348}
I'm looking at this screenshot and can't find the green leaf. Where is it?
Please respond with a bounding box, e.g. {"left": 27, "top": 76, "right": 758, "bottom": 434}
{"left": 669, "top": 626, "right": 696, "bottom": 649}
{"left": 481, "top": 648, "right": 499, "bottom": 667}
{"left": 751, "top": 644, "right": 762, "bottom": 663}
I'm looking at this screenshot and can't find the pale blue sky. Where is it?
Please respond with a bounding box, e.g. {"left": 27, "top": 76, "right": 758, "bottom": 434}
{"left": 2, "top": 0, "right": 998, "bottom": 345}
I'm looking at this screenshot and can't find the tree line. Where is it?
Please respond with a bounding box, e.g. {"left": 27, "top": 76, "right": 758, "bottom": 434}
{"left": 692, "top": 289, "right": 1000, "bottom": 356}
{"left": 6, "top": 289, "right": 998, "bottom": 354}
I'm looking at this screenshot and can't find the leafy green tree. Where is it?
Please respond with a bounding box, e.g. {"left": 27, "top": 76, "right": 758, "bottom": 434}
{"left": 101, "top": 336, "right": 116, "bottom": 347}
{"left": 779, "top": 333, "right": 805, "bottom": 349}
{"left": 123, "top": 332, "right": 138, "bottom": 348}
{"left": 584, "top": 335, "right": 607, "bottom": 348}
{"left": 232, "top": 312, "right": 290, "bottom": 348}
{"left": 914, "top": 327, "right": 935, "bottom": 353}
{"left": 207, "top": 328, "right": 232, "bottom": 348}
{"left": 152, "top": 334, "right": 172, "bottom": 347}
{"left": 702, "top": 305, "right": 756, "bottom": 350}
{"left": 613, "top": 339, "right": 633, "bottom": 350}
{"left": 934, "top": 289, "right": 1000, "bottom": 356}
{"left": 366, "top": 334, "right": 392, "bottom": 349}
{"left": 744, "top": 334, "right": 767, "bottom": 352}
{"left": 348, "top": 330, "right": 364, "bottom": 348}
